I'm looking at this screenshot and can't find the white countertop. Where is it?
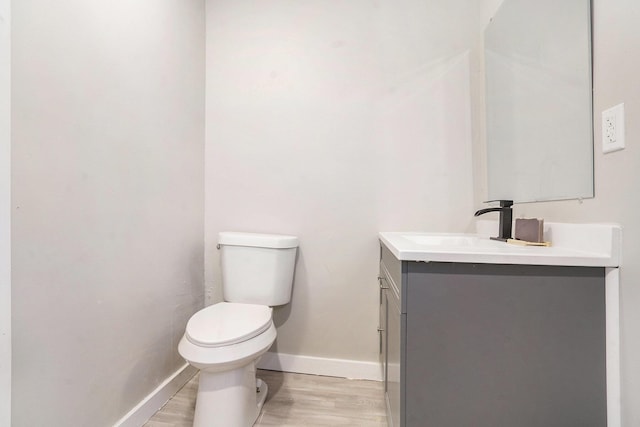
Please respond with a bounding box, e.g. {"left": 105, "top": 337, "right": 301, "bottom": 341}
{"left": 379, "top": 222, "right": 621, "bottom": 267}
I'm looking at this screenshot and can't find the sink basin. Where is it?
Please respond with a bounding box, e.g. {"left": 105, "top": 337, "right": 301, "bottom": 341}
{"left": 402, "top": 234, "right": 480, "bottom": 246}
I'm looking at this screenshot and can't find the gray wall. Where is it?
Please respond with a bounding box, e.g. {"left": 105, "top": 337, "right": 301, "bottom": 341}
{"left": 0, "top": 0, "right": 11, "bottom": 424}
{"left": 204, "top": 0, "right": 479, "bottom": 363}
{"left": 476, "top": 0, "right": 640, "bottom": 425}
{"left": 11, "top": 1, "right": 205, "bottom": 425}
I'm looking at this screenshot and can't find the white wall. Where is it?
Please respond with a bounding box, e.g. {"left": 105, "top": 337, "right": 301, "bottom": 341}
{"left": 477, "top": 0, "right": 640, "bottom": 425}
{"left": 11, "top": 1, "right": 205, "bottom": 425}
{"left": 0, "top": 0, "right": 11, "bottom": 425}
{"left": 205, "top": 0, "right": 479, "bottom": 363}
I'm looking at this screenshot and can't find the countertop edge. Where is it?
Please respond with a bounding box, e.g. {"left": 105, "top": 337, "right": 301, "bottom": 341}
{"left": 379, "top": 225, "right": 621, "bottom": 268}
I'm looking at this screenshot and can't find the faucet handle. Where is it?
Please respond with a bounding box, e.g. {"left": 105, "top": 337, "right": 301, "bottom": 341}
{"left": 483, "top": 199, "right": 514, "bottom": 208}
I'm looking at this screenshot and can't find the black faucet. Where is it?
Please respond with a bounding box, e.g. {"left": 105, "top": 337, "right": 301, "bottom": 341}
{"left": 474, "top": 200, "right": 514, "bottom": 241}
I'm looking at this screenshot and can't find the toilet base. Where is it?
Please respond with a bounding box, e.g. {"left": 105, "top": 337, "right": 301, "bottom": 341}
{"left": 193, "top": 361, "right": 268, "bottom": 427}
{"left": 256, "top": 377, "right": 268, "bottom": 415}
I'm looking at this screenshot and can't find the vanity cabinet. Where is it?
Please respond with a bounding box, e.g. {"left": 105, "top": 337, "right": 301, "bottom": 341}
{"left": 378, "top": 243, "right": 608, "bottom": 427}
{"left": 379, "top": 261, "right": 401, "bottom": 427}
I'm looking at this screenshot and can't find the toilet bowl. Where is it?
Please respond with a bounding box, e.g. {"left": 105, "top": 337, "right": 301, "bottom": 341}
{"left": 178, "top": 232, "right": 298, "bottom": 427}
{"left": 178, "top": 303, "right": 277, "bottom": 426}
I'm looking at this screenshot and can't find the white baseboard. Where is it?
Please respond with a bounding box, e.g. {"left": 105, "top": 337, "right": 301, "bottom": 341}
{"left": 113, "top": 363, "right": 198, "bottom": 427}
{"left": 257, "top": 352, "right": 383, "bottom": 381}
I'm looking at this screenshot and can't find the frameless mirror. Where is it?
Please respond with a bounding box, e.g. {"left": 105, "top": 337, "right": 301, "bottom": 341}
{"left": 485, "top": 0, "right": 593, "bottom": 203}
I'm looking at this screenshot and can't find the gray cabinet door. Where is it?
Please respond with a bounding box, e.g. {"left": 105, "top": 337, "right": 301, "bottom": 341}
{"left": 386, "top": 286, "right": 402, "bottom": 427}
{"left": 379, "top": 274, "right": 387, "bottom": 384}
{"left": 404, "top": 262, "right": 607, "bottom": 427}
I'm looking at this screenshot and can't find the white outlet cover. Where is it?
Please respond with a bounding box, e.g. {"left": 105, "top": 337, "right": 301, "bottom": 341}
{"left": 602, "top": 103, "right": 625, "bottom": 153}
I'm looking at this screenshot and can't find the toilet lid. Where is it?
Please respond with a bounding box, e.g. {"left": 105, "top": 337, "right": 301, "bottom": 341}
{"left": 185, "top": 302, "right": 273, "bottom": 348}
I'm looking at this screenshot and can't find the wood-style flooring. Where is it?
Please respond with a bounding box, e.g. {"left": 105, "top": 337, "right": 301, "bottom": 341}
{"left": 143, "top": 369, "right": 387, "bottom": 426}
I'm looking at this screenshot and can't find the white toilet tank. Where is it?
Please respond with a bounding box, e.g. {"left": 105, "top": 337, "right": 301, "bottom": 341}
{"left": 218, "top": 232, "right": 298, "bottom": 306}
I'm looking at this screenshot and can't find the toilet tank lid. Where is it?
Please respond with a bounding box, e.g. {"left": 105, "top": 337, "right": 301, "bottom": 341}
{"left": 218, "top": 232, "right": 299, "bottom": 249}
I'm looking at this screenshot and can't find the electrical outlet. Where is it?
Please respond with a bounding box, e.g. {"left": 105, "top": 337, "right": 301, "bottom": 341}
{"left": 604, "top": 115, "right": 616, "bottom": 143}
{"left": 602, "top": 103, "right": 625, "bottom": 153}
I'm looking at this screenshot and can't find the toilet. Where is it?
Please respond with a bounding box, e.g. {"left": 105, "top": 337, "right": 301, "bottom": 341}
{"left": 178, "top": 232, "right": 298, "bottom": 427}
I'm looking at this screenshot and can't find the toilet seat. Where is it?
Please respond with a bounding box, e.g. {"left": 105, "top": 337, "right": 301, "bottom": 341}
{"left": 185, "top": 302, "right": 272, "bottom": 348}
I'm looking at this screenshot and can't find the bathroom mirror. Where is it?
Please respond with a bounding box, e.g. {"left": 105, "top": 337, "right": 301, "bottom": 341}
{"left": 485, "top": 0, "right": 593, "bottom": 202}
